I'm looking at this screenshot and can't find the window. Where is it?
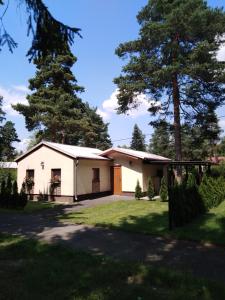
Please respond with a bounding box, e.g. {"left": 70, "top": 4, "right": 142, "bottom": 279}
{"left": 26, "top": 169, "right": 34, "bottom": 179}
{"left": 92, "top": 168, "right": 100, "bottom": 182}
{"left": 51, "top": 169, "right": 61, "bottom": 195}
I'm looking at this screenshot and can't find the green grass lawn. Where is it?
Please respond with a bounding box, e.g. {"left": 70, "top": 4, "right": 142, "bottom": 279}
{"left": 62, "top": 200, "right": 225, "bottom": 246}
{"left": 0, "top": 233, "right": 224, "bottom": 300}
{"left": 0, "top": 201, "right": 58, "bottom": 214}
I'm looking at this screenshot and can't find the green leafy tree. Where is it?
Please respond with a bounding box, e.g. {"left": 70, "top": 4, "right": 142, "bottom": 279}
{"left": 135, "top": 180, "right": 142, "bottom": 200}
{"left": 13, "top": 53, "right": 112, "bottom": 149}
{"left": 130, "top": 124, "right": 146, "bottom": 151}
{"left": 147, "top": 177, "right": 154, "bottom": 200}
{"left": 114, "top": 0, "right": 225, "bottom": 161}
{"left": 159, "top": 177, "right": 168, "bottom": 202}
{"left": 0, "top": 0, "right": 81, "bottom": 60}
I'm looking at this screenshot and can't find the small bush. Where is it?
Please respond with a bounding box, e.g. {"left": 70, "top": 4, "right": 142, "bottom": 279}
{"left": 159, "top": 176, "right": 168, "bottom": 202}
{"left": 0, "top": 176, "right": 27, "bottom": 210}
{"left": 135, "top": 180, "right": 142, "bottom": 200}
{"left": 18, "top": 183, "right": 28, "bottom": 208}
{"left": 199, "top": 175, "right": 225, "bottom": 211}
{"left": 147, "top": 177, "right": 154, "bottom": 200}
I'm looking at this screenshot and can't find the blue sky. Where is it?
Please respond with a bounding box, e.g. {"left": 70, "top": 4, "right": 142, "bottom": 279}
{"left": 0, "top": 0, "right": 225, "bottom": 150}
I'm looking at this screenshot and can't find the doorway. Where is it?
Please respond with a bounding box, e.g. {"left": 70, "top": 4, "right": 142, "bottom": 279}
{"left": 112, "top": 165, "right": 122, "bottom": 195}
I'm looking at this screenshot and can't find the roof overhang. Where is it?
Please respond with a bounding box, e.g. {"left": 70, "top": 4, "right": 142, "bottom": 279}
{"left": 15, "top": 142, "right": 111, "bottom": 162}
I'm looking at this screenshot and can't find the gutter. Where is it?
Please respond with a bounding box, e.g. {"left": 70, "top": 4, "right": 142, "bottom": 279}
{"left": 74, "top": 158, "right": 79, "bottom": 201}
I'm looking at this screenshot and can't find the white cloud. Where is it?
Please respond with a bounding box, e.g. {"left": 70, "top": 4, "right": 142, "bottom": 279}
{"left": 217, "top": 46, "right": 225, "bottom": 61}
{"left": 0, "top": 85, "right": 28, "bottom": 116}
{"left": 217, "top": 34, "right": 225, "bottom": 61}
{"left": 12, "top": 85, "right": 29, "bottom": 93}
{"left": 98, "top": 89, "right": 160, "bottom": 121}
{"left": 219, "top": 119, "right": 225, "bottom": 132}
{"left": 96, "top": 108, "right": 110, "bottom": 121}
{"left": 14, "top": 138, "right": 31, "bottom": 153}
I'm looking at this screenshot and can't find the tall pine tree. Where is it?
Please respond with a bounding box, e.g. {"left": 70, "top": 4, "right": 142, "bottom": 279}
{"left": 114, "top": 0, "right": 225, "bottom": 161}
{"left": 130, "top": 124, "right": 146, "bottom": 151}
{"left": 13, "top": 53, "right": 112, "bottom": 149}
{"left": 0, "top": 98, "right": 20, "bottom": 160}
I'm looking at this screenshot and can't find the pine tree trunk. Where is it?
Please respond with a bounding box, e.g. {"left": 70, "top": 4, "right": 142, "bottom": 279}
{"left": 172, "top": 73, "right": 182, "bottom": 161}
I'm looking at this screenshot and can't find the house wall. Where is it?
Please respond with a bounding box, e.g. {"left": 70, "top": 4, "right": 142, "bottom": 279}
{"left": 17, "top": 145, "right": 74, "bottom": 197}
{"left": 113, "top": 156, "right": 143, "bottom": 192}
{"left": 142, "top": 164, "right": 167, "bottom": 193}
{"left": 111, "top": 153, "right": 168, "bottom": 194}
{"left": 76, "top": 159, "right": 111, "bottom": 196}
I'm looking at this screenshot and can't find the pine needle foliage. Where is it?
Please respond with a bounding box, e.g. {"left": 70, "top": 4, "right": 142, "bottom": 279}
{"left": 135, "top": 180, "right": 142, "bottom": 200}
{"left": 147, "top": 177, "right": 154, "bottom": 201}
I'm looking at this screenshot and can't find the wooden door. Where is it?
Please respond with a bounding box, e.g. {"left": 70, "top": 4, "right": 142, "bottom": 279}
{"left": 113, "top": 165, "right": 122, "bottom": 195}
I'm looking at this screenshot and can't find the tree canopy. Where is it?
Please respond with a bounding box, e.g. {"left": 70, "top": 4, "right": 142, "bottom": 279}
{"left": 114, "top": 0, "right": 225, "bottom": 161}
{"left": 0, "top": 0, "right": 81, "bottom": 60}
{"left": 0, "top": 97, "right": 20, "bottom": 160}
{"left": 149, "top": 112, "right": 221, "bottom": 160}
{"left": 13, "top": 52, "right": 112, "bottom": 149}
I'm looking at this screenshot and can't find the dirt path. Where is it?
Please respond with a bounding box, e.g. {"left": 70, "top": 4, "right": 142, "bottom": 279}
{"left": 0, "top": 198, "right": 225, "bottom": 283}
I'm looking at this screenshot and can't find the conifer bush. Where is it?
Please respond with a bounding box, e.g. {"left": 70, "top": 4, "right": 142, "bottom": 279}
{"left": 0, "top": 177, "right": 28, "bottom": 210}
{"left": 159, "top": 177, "right": 168, "bottom": 202}
{"left": 147, "top": 177, "right": 154, "bottom": 200}
{"left": 199, "top": 175, "right": 225, "bottom": 211}
{"left": 135, "top": 180, "right": 142, "bottom": 200}
{"left": 170, "top": 172, "right": 225, "bottom": 228}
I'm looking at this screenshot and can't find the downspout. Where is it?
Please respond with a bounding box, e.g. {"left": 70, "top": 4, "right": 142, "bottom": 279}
{"left": 74, "top": 158, "right": 79, "bottom": 201}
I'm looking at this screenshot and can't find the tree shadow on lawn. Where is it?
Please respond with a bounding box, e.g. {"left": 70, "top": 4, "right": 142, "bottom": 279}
{"left": 171, "top": 211, "right": 225, "bottom": 246}
{"left": 90, "top": 203, "right": 225, "bottom": 247}
{"left": 2, "top": 202, "right": 225, "bottom": 284}
{"left": 94, "top": 211, "right": 169, "bottom": 236}
{"left": 1, "top": 235, "right": 225, "bottom": 300}
{"left": 0, "top": 203, "right": 83, "bottom": 238}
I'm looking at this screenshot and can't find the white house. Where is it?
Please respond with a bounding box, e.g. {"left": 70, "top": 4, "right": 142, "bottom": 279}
{"left": 15, "top": 141, "right": 170, "bottom": 202}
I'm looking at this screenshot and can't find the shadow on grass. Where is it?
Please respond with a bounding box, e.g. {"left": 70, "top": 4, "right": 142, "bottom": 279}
{"left": 172, "top": 211, "right": 225, "bottom": 246}
{"left": 2, "top": 200, "right": 225, "bottom": 284}
{"left": 1, "top": 235, "right": 225, "bottom": 300}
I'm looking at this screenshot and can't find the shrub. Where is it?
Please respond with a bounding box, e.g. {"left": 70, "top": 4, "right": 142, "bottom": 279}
{"left": 170, "top": 172, "right": 225, "bottom": 228}
{"left": 147, "top": 177, "right": 154, "bottom": 200}
{"left": 199, "top": 175, "right": 225, "bottom": 211}
{"left": 0, "top": 177, "right": 28, "bottom": 210}
{"left": 135, "top": 180, "right": 142, "bottom": 200}
{"left": 12, "top": 181, "right": 19, "bottom": 208}
{"left": 18, "top": 183, "right": 28, "bottom": 209}
{"left": 171, "top": 174, "right": 204, "bottom": 227}
{"left": 159, "top": 176, "right": 168, "bottom": 202}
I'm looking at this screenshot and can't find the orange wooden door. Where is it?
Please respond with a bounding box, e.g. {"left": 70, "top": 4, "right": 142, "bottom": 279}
{"left": 113, "top": 166, "right": 122, "bottom": 195}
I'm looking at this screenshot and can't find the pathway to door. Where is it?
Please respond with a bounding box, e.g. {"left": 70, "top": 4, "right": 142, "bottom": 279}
{"left": 1, "top": 196, "right": 225, "bottom": 283}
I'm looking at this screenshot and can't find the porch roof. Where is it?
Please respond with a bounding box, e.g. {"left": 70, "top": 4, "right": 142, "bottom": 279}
{"left": 100, "top": 147, "right": 171, "bottom": 162}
